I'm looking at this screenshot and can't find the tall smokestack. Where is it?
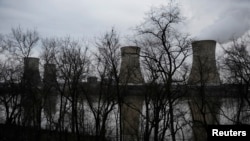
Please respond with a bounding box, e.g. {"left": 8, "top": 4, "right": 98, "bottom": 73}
{"left": 188, "top": 40, "right": 220, "bottom": 85}
{"left": 43, "top": 63, "right": 57, "bottom": 115}
{"left": 22, "top": 57, "right": 41, "bottom": 126}
{"left": 44, "top": 63, "right": 56, "bottom": 85}
{"left": 23, "top": 57, "right": 41, "bottom": 85}
{"left": 119, "top": 46, "right": 144, "bottom": 84}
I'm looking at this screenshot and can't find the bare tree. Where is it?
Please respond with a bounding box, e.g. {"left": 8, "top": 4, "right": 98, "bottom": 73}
{"left": 54, "top": 37, "right": 90, "bottom": 141}
{"left": 222, "top": 34, "right": 250, "bottom": 124}
{"left": 40, "top": 38, "right": 59, "bottom": 131}
{"left": 7, "top": 26, "right": 39, "bottom": 59}
{"left": 0, "top": 34, "right": 8, "bottom": 53}
{"left": 0, "top": 61, "right": 23, "bottom": 125}
{"left": 134, "top": 1, "right": 191, "bottom": 141}
{"left": 41, "top": 38, "right": 58, "bottom": 64}
{"left": 0, "top": 27, "right": 42, "bottom": 130}
{"left": 86, "top": 28, "right": 121, "bottom": 141}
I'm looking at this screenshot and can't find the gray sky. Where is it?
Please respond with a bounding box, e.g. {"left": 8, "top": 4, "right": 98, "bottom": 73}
{"left": 0, "top": 0, "right": 164, "bottom": 39}
{"left": 0, "top": 0, "right": 250, "bottom": 43}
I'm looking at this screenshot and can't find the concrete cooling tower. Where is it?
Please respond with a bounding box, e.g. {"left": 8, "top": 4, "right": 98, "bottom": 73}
{"left": 44, "top": 63, "right": 56, "bottom": 84}
{"left": 23, "top": 57, "right": 41, "bottom": 85}
{"left": 119, "top": 46, "right": 144, "bottom": 84}
{"left": 188, "top": 40, "right": 220, "bottom": 85}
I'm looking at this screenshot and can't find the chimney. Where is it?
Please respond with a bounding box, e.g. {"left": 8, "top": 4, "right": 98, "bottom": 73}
{"left": 22, "top": 57, "right": 41, "bottom": 126}
{"left": 43, "top": 63, "right": 57, "bottom": 115}
{"left": 23, "top": 57, "right": 41, "bottom": 85}
{"left": 188, "top": 40, "right": 220, "bottom": 85}
{"left": 44, "top": 63, "right": 56, "bottom": 85}
{"left": 119, "top": 46, "right": 144, "bottom": 84}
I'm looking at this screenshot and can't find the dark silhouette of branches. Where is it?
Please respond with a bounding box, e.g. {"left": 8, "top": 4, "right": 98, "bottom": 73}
{"left": 134, "top": 1, "right": 192, "bottom": 141}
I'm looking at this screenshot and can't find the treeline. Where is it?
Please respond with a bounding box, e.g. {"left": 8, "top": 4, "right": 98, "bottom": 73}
{"left": 0, "top": 1, "right": 250, "bottom": 141}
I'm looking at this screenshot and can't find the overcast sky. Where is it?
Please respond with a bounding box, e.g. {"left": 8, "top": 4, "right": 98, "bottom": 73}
{"left": 0, "top": 0, "right": 250, "bottom": 44}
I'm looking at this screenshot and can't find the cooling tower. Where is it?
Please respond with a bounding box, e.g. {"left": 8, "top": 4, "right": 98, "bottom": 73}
{"left": 22, "top": 57, "right": 41, "bottom": 126}
{"left": 23, "top": 57, "right": 41, "bottom": 85}
{"left": 44, "top": 63, "right": 56, "bottom": 84}
{"left": 43, "top": 63, "right": 57, "bottom": 115}
{"left": 119, "top": 46, "right": 144, "bottom": 84}
{"left": 188, "top": 40, "right": 220, "bottom": 85}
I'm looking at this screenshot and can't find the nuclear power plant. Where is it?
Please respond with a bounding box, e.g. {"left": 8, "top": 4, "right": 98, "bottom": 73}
{"left": 0, "top": 40, "right": 248, "bottom": 141}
